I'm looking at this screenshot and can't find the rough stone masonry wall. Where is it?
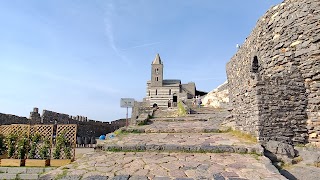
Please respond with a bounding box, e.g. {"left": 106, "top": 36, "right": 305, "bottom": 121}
{"left": 226, "top": 0, "right": 320, "bottom": 145}
{"left": 0, "top": 113, "right": 30, "bottom": 125}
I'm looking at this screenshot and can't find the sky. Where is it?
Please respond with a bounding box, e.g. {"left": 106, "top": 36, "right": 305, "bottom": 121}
{"left": 0, "top": 0, "right": 283, "bottom": 121}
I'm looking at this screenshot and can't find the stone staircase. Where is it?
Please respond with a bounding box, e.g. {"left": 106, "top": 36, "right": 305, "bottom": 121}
{"left": 40, "top": 106, "right": 286, "bottom": 180}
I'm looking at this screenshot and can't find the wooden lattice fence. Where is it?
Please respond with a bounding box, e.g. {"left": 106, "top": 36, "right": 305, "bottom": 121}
{"left": 53, "top": 124, "right": 77, "bottom": 160}
{"left": 0, "top": 124, "right": 77, "bottom": 160}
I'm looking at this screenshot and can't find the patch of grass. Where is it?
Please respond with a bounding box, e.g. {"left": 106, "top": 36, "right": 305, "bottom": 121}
{"left": 178, "top": 101, "right": 187, "bottom": 116}
{"left": 295, "top": 143, "right": 306, "bottom": 147}
{"left": 228, "top": 130, "right": 257, "bottom": 143}
{"left": 250, "top": 153, "right": 261, "bottom": 160}
{"left": 314, "top": 162, "right": 320, "bottom": 167}
{"left": 55, "top": 169, "right": 68, "bottom": 180}
{"left": 137, "top": 120, "right": 148, "bottom": 126}
{"left": 293, "top": 156, "right": 303, "bottom": 164}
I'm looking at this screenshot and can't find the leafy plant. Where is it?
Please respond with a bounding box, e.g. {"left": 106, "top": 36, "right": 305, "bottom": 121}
{"left": 53, "top": 132, "right": 71, "bottom": 159}
{"left": 28, "top": 133, "right": 41, "bottom": 159}
{"left": 39, "top": 139, "right": 51, "bottom": 159}
{"left": 0, "top": 134, "right": 5, "bottom": 155}
{"left": 16, "top": 134, "right": 29, "bottom": 159}
{"left": 64, "top": 146, "right": 71, "bottom": 159}
{"left": 5, "top": 133, "right": 18, "bottom": 158}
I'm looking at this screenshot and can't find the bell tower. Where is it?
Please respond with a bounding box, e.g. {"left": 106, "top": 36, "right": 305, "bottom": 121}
{"left": 151, "top": 53, "right": 163, "bottom": 87}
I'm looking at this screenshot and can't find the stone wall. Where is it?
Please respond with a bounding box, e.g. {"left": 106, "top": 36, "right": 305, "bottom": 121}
{"left": 0, "top": 108, "right": 126, "bottom": 137}
{"left": 226, "top": 0, "right": 320, "bottom": 145}
{"left": 0, "top": 113, "right": 30, "bottom": 125}
{"left": 131, "top": 101, "right": 153, "bottom": 125}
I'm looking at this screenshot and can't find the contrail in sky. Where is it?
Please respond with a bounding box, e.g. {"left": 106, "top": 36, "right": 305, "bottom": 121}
{"left": 121, "top": 42, "right": 161, "bottom": 51}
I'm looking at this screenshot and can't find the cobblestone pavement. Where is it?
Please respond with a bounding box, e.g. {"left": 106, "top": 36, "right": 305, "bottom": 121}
{"left": 40, "top": 151, "right": 286, "bottom": 180}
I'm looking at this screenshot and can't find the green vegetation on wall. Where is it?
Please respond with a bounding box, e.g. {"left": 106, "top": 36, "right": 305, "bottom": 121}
{"left": 178, "top": 101, "right": 187, "bottom": 116}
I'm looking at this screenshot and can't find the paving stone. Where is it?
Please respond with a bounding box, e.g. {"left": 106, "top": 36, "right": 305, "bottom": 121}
{"left": 18, "top": 173, "right": 40, "bottom": 180}
{"left": 112, "top": 175, "right": 130, "bottom": 180}
{"left": 0, "top": 173, "right": 17, "bottom": 180}
{"left": 174, "top": 178, "right": 194, "bottom": 180}
{"left": 153, "top": 177, "right": 171, "bottom": 180}
{"left": 44, "top": 167, "right": 56, "bottom": 172}
{"left": 129, "top": 176, "right": 149, "bottom": 180}
{"left": 213, "top": 173, "right": 225, "bottom": 180}
{"left": 26, "top": 167, "right": 44, "bottom": 174}
{"left": 82, "top": 175, "right": 109, "bottom": 180}
{"left": 60, "top": 175, "right": 82, "bottom": 180}
{"left": 221, "top": 172, "right": 239, "bottom": 178}
{"left": 0, "top": 167, "right": 8, "bottom": 173}
{"left": 7, "top": 167, "right": 27, "bottom": 174}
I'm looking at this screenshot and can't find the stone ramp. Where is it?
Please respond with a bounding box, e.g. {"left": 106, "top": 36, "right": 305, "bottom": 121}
{"left": 40, "top": 151, "right": 286, "bottom": 180}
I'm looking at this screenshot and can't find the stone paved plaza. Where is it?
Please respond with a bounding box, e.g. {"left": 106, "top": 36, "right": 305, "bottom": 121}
{"left": 40, "top": 151, "right": 286, "bottom": 180}
{"left": 40, "top": 118, "right": 288, "bottom": 180}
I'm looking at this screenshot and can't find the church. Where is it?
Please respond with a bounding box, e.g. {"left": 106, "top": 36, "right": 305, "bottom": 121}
{"left": 144, "top": 54, "right": 200, "bottom": 108}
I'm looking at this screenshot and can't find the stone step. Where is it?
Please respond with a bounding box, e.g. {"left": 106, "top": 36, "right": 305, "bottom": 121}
{"left": 0, "top": 167, "right": 55, "bottom": 180}
{"left": 97, "top": 143, "right": 263, "bottom": 155}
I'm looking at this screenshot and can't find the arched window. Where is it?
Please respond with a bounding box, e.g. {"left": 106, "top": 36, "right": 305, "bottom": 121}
{"left": 155, "top": 68, "right": 159, "bottom": 74}
{"left": 169, "top": 89, "right": 171, "bottom": 95}
{"left": 156, "top": 77, "right": 158, "bottom": 81}
{"left": 148, "top": 90, "right": 150, "bottom": 96}
{"left": 252, "top": 56, "right": 259, "bottom": 73}
{"left": 155, "top": 89, "right": 158, "bottom": 95}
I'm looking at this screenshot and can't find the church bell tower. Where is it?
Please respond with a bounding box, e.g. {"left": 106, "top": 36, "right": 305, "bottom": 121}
{"left": 151, "top": 53, "right": 163, "bottom": 87}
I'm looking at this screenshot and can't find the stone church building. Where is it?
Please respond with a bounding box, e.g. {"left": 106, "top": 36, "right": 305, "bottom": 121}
{"left": 145, "top": 54, "right": 197, "bottom": 108}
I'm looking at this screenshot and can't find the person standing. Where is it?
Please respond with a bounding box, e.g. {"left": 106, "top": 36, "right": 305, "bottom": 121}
{"left": 197, "top": 96, "right": 202, "bottom": 108}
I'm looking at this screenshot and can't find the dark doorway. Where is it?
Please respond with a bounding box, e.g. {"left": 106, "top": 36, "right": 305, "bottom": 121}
{"left": 172, "top": 94, "right": 177, "bottom": 107}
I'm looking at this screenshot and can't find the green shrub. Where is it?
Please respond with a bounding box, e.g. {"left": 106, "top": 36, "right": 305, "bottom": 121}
{"left": 178, "top": 101, "right": 187, "bottom": 116}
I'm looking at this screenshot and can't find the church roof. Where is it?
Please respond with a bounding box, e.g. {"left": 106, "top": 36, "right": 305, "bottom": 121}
{"left": 152, "top": 53, "right": 162, "bottom": 64}
{"left": 163, "top": 79, "right": 181, "bottom": 85}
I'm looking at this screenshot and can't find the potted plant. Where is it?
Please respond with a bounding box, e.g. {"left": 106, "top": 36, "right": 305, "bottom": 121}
{"left": 50, "top": 133, "right": 72, "bottom": 166}
{"left": 1, "top": 133, "right": 27, "bottom": 166}
{"left": 25, "top": 133, "right": 51, "bottom": 166}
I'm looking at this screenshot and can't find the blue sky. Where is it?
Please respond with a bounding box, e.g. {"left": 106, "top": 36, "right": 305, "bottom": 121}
{"left": 0, "top": 0, "right": 283, "bottom": 121}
